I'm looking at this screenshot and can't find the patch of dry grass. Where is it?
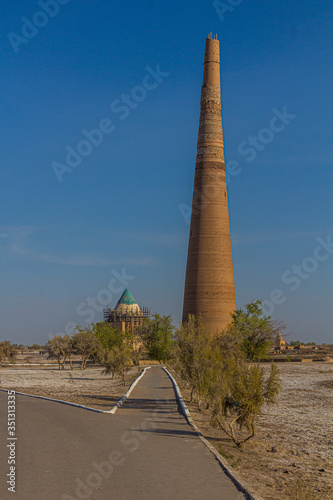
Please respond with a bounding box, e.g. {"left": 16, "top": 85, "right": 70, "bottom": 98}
{"left": 288, "top": 479, "right": 317, "bottom": 500}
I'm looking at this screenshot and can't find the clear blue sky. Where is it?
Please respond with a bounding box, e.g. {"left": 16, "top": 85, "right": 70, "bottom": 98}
{"left": 1, "top": 0, "right": 332, "bottom": 345}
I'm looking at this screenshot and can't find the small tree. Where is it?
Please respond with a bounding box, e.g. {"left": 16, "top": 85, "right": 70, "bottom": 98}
{"left": 142, "top": 314, "right": 174, "bottom": 363}
{"left": 0, "top": 347, "right": 5, "bottom": 367}
{"left": 61, "top": 335, "right": 74, "bottom": 369}
{"left": 228, "top": 300, "right": 286, "bottom": 360}
{"left": 102, "top": 343, "right": 133, "bottom": 385}
{"left": 0, "top": 341, "right": 17, "bottom": 366}
{"left": 93, "top": 322, "right": 124, "bottom": 351}
{"left": 289, "top": 340, "right": 302, "bottom": 346}
{"left": 210, "top": 362, "right": 281, "bottom": 448}
{"left": 46, "top": 335, "right": 68, "bottom": 369}
{"left": 174, "top": 308, "right": 283, "bottom": 448}
{"left": 72, "top": 326, "right": 98, "bottom": 370}
{"left": 173, "top": 316, "right": 220, "bottom": 410}
{"left": 130, "top": 344, "right": 142, "bottom": 367}
{"left": 128, "top": 327, "right": 143, "bottom": 367}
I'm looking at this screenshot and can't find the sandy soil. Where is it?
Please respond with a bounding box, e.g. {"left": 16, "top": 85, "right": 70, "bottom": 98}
{"left": 0, "top": 366, "right": 142, "bottom": 411}
{"left": 171, "top": 362, "right": 333, "bottom": 500}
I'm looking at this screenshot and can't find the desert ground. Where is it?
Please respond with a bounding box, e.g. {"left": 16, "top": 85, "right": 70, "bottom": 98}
{"left": 1, "top": 361, "right": 332, "bottom": 499}
{"left": 172, "top": 362, "right": 333, "bottom": 500}
{"left": 0, "top": 365, "right": 142, "bottom": 410}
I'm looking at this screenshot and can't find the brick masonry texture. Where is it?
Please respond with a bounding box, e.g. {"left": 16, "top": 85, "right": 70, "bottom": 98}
{"left": 182, "top": 37, "right": 236, "bottom": 334}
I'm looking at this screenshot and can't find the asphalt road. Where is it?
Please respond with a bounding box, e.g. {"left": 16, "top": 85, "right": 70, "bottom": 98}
{"left": 0, "top": 366, "right": 246, "bottom": 500}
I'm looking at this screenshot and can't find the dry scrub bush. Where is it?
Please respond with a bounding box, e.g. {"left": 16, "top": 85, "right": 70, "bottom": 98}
{"left": 210, "top": 362, "right": 281, "bottom": 447}
{"left": 101, "top": 344, "right": 133, "bottom": 384}
{"left": 173, "top": 314, "right": 281, "bottom": 447}
{"left": 0, "top": 340, "right": 17, "bottom": 366}
{"left": 173, "top": 316, "right": 220, "bottom": 410}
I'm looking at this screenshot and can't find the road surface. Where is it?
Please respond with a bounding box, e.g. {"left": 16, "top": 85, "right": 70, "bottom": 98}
{"left": 0, "top": 366, "right": 246, "bottom": 499}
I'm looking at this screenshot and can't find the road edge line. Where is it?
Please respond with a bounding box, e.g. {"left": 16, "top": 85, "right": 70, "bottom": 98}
{"left": 105, "top": 366, "right": 151, "bottom": 414}
{"left": 0, "top": 387, "right": 103, "bottom": 413}
{"left": 0, "top": 366, "right": 150, "bottom": 415}
{"left": 162, "top": 367, "right": 265, "bottom": 500}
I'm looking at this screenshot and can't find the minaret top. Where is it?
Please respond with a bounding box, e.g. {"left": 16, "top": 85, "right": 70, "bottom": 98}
{"left": 203, "top": 35, "right": 220, "bottom": 85}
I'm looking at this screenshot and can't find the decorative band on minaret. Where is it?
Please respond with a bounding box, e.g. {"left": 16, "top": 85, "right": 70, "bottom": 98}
{"left": 182, "top": 35, "right": 236, "bottom": 334}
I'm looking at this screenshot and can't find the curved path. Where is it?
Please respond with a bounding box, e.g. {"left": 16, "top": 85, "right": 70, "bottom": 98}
{"left": 0, "top": 366, "right": 246, "bottom": 499}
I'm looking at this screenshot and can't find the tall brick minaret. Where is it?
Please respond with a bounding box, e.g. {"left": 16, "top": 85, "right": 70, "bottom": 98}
{"left": 182, "top": 34, "right": 236, "bottom": 334}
